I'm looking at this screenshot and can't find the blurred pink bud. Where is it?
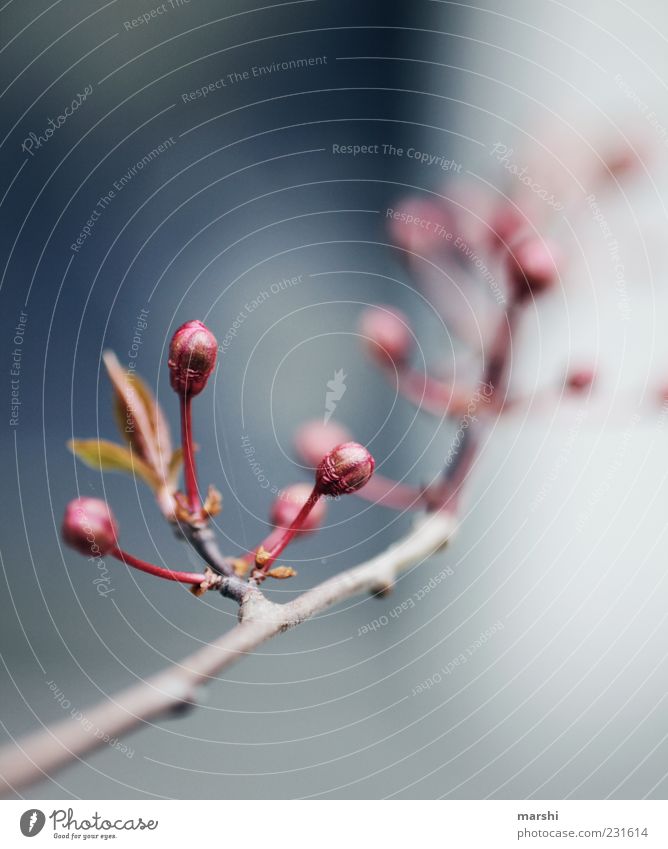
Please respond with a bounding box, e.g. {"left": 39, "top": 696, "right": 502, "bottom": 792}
{"left": 270, "top": 483, "right": 327, "bottom": 533}
{"left": 168, "top": 320, "right": 218, "bottom": 396}
{"left": 359, "top": 305, "right": 412, "bottom": 367}
{"left": 566, "top": 367, "right": 595, "bottom": 393}
{"left": 294, "top": 419, "right": 353, "bottom": 467}
{"left": 387, "top": 198, "right": 451, "bottom": 255}
{"left": 508, "top": 237, "right": 560, "bottom": 299}
{"left": 316, "top": 442, "right": 375, "bottom": 496}
{"left": 659, "top": 384, "right": 668, "bottom": 406}
{"left": 602, "top": 145, "right": 640, "bottom": 180}
{"left": 62, "top": 497, "right": 118, "bottom": 557}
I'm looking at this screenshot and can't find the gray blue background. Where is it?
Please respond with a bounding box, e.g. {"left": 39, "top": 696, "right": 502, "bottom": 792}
{"left": 1, "top": 0, "right": 668, "bottom": 799}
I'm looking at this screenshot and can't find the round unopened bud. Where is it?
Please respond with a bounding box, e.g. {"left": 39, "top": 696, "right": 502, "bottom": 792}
{"left": 566, "top": 367, "right": 595, "bottom": 393}
{"left": 359, "top": 306, "right": 412, "bottom": 367}
{"left": 507, "top": 237, "right": 560, "bottom": 299}
{"left": 168, "top": 320, "right": 218, "bottom": 396}
{"left": 270, "top": 483, "right": 327, "bottom": 533}
{"left": 62, "top": 497, "right": 118, "bottom": 557}
{"left": 294, "top": 419, "right": 352, "bottom": 467}
{"left": 316, "top": 442, "right": 375, "bottom": 497}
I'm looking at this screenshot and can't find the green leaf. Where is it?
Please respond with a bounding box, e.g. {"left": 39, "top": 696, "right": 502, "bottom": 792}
{"left": 67, "top": 439, "right": 161, "bottom": 490}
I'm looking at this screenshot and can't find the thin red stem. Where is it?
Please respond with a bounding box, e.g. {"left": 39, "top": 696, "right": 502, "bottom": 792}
{"left": 428, "top": 302, "right": 519, "bottom": 511}
{"left": 255, "top": 487, "right": 321, "bottom": 572}
{"left": 180, "top": 394, "right": 201, "bottom": 514}
{"left": 484, "top": 304, "right": 518, "bottom": 405}
{"left": 111, "top": 546, "right": 206, "bottom": 585}
{"left": 243, "top": 476, "right": 424, "bottom": 566}
{"left": 240, "top": 527, "right": 284, "bottom": 565}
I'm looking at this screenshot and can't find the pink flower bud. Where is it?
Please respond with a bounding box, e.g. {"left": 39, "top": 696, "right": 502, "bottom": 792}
{"left": 270, "top": 483, "right": 327, "bottom": 533}
{"left": 62, "top": 497, "right": 118, "bottom": 557}
{"left": 294, "top": 419, "right": 352, "bottom": 467}
{"left": 168, "top": 320, "right": 218, "bottom": 396}
{"left": 359, "top": 306, "right": 412, "bottom": 367}
{"left": 316, "top": 442, "right": 375, "bottom": 496}
{"left": 601, "top": 144, "right": 639, "bottom": 180}
{"left": 507, "top": 237, "right": 560, "bottom": 299}
{"left": 566, "top": 367, "right": 595, "bottom": 393}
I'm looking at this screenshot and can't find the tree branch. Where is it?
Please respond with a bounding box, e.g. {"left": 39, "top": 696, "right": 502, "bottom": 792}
{"left": 0, "top": 510, "right": 456, "bottom": 797}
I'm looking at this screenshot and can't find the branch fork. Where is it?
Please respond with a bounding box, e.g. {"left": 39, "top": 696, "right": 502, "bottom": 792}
{"left": 3, "top": 188, "right": 579, "bottom": 796}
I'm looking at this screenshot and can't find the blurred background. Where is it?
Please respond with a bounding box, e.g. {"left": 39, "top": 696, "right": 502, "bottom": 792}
{"left": 1, "top": 0, "right": 668, "bottom": 799}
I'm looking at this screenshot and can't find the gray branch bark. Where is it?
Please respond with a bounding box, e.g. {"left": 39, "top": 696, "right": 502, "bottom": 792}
{"left": 0, "top": 511, "right": 456, "bottom": 797}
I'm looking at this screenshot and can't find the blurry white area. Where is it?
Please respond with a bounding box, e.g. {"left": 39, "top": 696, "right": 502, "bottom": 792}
{"left": 428, "top": 0, "right": 668, "bottom": 446}
{"left": 399, "top": 0, "right": 668, "bottom": 797}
